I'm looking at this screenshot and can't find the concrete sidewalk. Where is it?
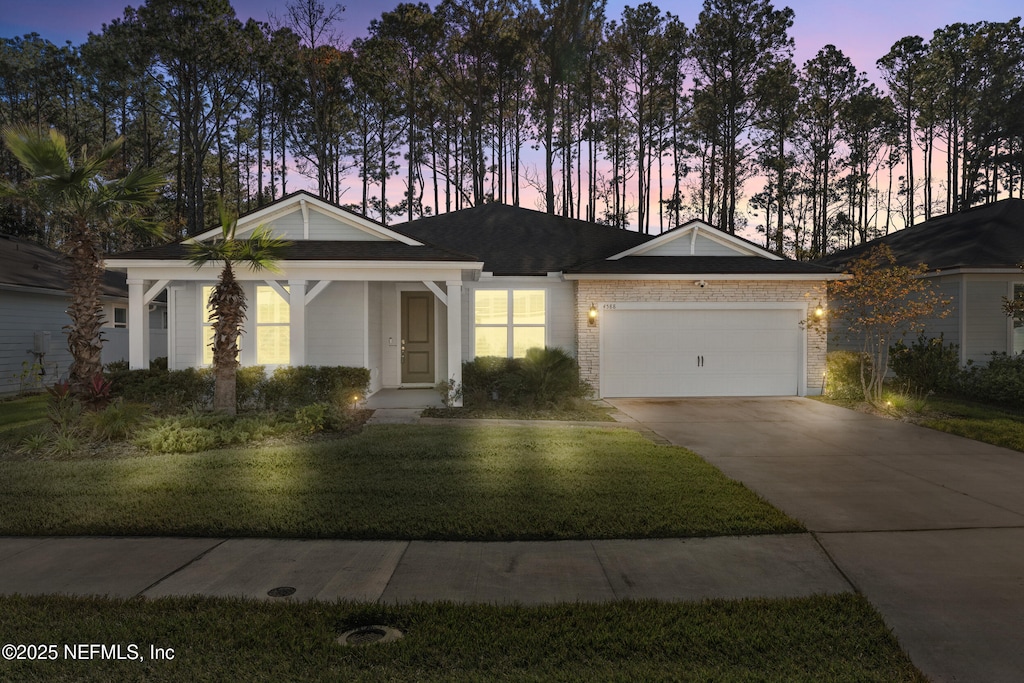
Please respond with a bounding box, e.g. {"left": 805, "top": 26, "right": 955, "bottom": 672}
{"left": 0, "top": 534, "right": 850, "bottom": 605}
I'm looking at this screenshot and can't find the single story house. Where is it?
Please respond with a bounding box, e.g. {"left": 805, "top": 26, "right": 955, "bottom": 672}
{"left": 0, "top": 233, "right": 167, "bottom": 395}
{"left": 816, "top": 198, "right": 1024, "bottom": 365}
{"left": 107, "top": 191, "right": 840, "bottom": 404}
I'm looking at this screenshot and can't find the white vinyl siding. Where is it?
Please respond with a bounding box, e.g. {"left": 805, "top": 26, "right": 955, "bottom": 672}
{"left": 306, "top": 281, "right": 365, "bottom": 367}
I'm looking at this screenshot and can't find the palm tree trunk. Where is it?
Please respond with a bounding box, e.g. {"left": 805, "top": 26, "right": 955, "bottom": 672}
{"left": 65, "top": 224, "right": 105, "bottom": 396}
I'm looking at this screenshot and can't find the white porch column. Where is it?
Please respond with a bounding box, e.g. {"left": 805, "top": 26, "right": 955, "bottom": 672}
{"left": 289, "top": 279, "right": 306, "bottom": 366}
{"left": 446, "top": 280, "right": 463, "bottom": 407}
{"left": 127, "top": 279, "right": 146, "bottom": 369}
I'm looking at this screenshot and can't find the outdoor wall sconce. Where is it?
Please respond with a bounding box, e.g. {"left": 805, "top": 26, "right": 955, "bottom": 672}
{"left": 588, "top": 304, "right": 598, "bottom": 327}
{"left": 813, "top": 302, "right": 825, "bottom": 319}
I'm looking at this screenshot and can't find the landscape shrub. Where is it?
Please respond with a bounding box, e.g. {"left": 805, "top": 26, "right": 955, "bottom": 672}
{"left": 263, "top": 366, "right": 370, "bottom": 410}
{"left": 107, "top": 366, "right": 214, "bottom": 410}
{"left": 959, "top": 353, "right": 1024, "bottom": 408}
{"left": 81, "top": 400, "right": 149, "bottom": 441}
{"left": 889, "top": 334, "right": 960, "bottom": 394}
{"left": 824, "top": 351, "right": 872, "bottom": 401}
{"left": 133, "top": 411, "right": 293, "bottom": 453}
{"left": 518, "top": 347, "right": 588, "bottom": 406}
{"left": 235, "top": 366, "right": 267, "bottom": 411}
{"left": 460, "top": 348, "right": 587, "bottom": 408}
{"left": 107, "top": 364, "right": 368, "bottom": 412}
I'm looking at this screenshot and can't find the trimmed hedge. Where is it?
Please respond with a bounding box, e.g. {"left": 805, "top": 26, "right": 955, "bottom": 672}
{"left": 106, "top": 364, "right": 370, "bottom": 412}
{"left": 889, "top": 334, "right": 960, "bottom": 394}
{"left": 460, "top": 347, "right": 588, "bottom": 408}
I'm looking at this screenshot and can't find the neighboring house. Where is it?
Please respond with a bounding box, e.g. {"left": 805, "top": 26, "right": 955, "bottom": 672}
{"left": 107, "top": 190, "right": 840, "bottom": 404}
{"left": 816, "top": 198, "right": 1024, "bottom": 366}
{"left": 0, "top": 233, "right": 167, "bottom": 395}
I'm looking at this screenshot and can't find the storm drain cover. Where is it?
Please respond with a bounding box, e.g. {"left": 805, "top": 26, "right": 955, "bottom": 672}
{"left": 337, "top": 626, "right": 403, "bottom": 647}
{"left": 267, "top": 586, "right": 296, "bottom": 597}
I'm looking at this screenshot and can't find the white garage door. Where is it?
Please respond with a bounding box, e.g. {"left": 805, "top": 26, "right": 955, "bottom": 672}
{"left": 601, "top": 307, "right": 802, "bottom": 397}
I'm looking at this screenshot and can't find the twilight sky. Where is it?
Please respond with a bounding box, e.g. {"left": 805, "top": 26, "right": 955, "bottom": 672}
{"left": 2, "top": 0, "right": 1021, "bottom": 81}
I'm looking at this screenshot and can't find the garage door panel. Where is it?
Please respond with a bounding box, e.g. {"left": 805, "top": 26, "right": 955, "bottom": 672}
{"left": 601, "top": 308, "right": 801, "bottom": 398}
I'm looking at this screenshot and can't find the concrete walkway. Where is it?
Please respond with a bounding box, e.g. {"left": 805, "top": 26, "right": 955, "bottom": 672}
{"left": 609, "top": 397, "right": 1024, "bottom": 683}
{"left": 0, "top": 535, "right": 849, "bottom": 605}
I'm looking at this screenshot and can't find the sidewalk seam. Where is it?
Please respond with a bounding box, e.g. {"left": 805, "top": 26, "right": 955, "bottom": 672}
{"left": 374, "top": 540, "right": 411, "bottom": 604}
{"left": 134, "top": 537, "right": 231, "bottom": 598}
{"left": 809, "top": 532, "right": 860, "bottom": 595}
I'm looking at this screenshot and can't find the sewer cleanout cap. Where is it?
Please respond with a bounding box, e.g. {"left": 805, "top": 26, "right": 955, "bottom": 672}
{"left": 337, "top": 625, "right": 404, "bottom": 647}
{"left": 266, "top": 586, "right": 296, "bottom": 598}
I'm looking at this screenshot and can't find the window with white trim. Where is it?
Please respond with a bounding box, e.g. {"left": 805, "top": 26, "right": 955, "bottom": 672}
{"left": 113, "top": 307, "right": 127, "bottom": 328}
{"left": 201, "top": 285, "right": 216, "bottom": 365}
{"left": 256, "top": 285, "right": 290, "bottom": 365}
{"left": 474, "top": 289, "right": 546, "bottom": 358}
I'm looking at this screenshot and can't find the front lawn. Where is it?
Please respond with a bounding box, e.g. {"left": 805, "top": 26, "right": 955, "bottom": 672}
{"left": 918, "top": 397, "right": 1024, "bottom": 452}
{"left": 0, "top": 594, "right": 924, "bottom": 682}
{"left": 816, "top": 393, "right": 1024, "bottom": 453}
{"left": 0, "top": 425, "right": 800, "bottom": 539}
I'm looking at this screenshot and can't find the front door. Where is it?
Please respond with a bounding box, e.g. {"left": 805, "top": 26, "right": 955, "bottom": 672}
{"left": 401, "top": 291, "right": 434, "bottom": 384}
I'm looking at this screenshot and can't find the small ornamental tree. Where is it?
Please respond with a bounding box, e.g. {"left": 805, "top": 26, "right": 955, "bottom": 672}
{"left": 825, "top": 244, "right": 951, "bottom": 405}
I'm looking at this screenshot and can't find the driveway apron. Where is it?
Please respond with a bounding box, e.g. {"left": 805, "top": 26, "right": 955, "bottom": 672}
{"left": 609, "top": 397, "right": 1024, "bottom": 683}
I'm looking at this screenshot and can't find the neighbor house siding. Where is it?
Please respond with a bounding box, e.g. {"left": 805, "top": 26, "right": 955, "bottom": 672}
{"left": 965, "top": 277, "right": 1011, "bottom": 363}
{"left": 575, "top": 279, "right": 827, "bottom": 394}
{"left": 0, "top": 289, "right": 73, "bottom": 394}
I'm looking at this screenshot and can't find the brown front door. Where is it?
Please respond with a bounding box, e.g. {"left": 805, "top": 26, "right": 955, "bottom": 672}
{"left": 401, "top": 291, "right": 434, "bottom": 383}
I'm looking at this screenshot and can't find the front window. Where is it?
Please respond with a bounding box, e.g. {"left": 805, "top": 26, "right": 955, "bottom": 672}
{"left": 474, "top": 289, "right": 546, "bottom": 358}
{"left": 256, "top": 285, "right": 290, "bottom": 365}
{"left": 201, "top": 285, "right": 216, "bottom": 365}
{"left": 113, "top": 307, "right": 127, "bottom": 328}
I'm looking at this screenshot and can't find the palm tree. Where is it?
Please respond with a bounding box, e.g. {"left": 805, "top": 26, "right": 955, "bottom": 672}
{"left": 1, "top": 125, "right": 164, "bottom": 397}
{"left": 187, "top": 205, "right": 290, "bottom": 414}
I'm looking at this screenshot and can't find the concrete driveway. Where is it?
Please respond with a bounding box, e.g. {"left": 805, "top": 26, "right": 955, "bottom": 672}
{"left": 609, "top": 397, "right": 1024, "bottom": 683}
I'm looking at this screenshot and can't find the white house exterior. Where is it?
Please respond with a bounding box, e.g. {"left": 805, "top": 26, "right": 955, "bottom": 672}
{"left": 108, "top": 191, "right": 841, "bottom": 404}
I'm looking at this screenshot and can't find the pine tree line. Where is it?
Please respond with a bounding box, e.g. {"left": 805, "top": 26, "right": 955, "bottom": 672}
{"left": 1, "top": 0, "right": 1022, "bottom": 258}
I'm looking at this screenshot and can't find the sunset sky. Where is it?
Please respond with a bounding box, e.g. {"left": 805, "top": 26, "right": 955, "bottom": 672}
{"left": 2, "top": 0, "right": 1021, "bottom": 80}
{"left": 2, "top": 0, "right": 1021, "bottom": 233}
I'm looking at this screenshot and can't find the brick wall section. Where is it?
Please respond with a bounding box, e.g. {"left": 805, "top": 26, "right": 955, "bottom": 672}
{"left": 574, "top": 279, "right": 828, "bottom": 395}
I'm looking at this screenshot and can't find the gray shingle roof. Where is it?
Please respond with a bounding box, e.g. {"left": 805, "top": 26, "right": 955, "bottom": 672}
{"left": 0, "top": 234, "right": 130, "bottom": 298}
{"left": 112, "top": 240, "right": 476, "bottom": 262}
{"left": 816, "top": 199, "right": 1024, "bottom": 271}
{"left": 394, "top": 204, "right": 652, "bottom": 275}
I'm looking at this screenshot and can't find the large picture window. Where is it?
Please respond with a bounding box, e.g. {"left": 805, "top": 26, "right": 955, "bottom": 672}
{"left": 474, "top": 289, "right": 546, "bottom": 358}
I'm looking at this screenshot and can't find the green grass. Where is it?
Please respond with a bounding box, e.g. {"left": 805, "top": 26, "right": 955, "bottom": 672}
{"left": 0, "top": 394, "right": 48, "bottom": 430}
{"left": 920, "top": 397, "right": 1024, "bottom": 452}
{"left": 816, "top": 392, "right": 1024, "bottom": 453}
{"left": 422, "top": 402, "right": 615, "bottom": 421}
{"left": 0, "top": 594, "right": 924, "bottom": 682}
{"left": 0, "top": 425, "right": 800, "bottom": 539}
